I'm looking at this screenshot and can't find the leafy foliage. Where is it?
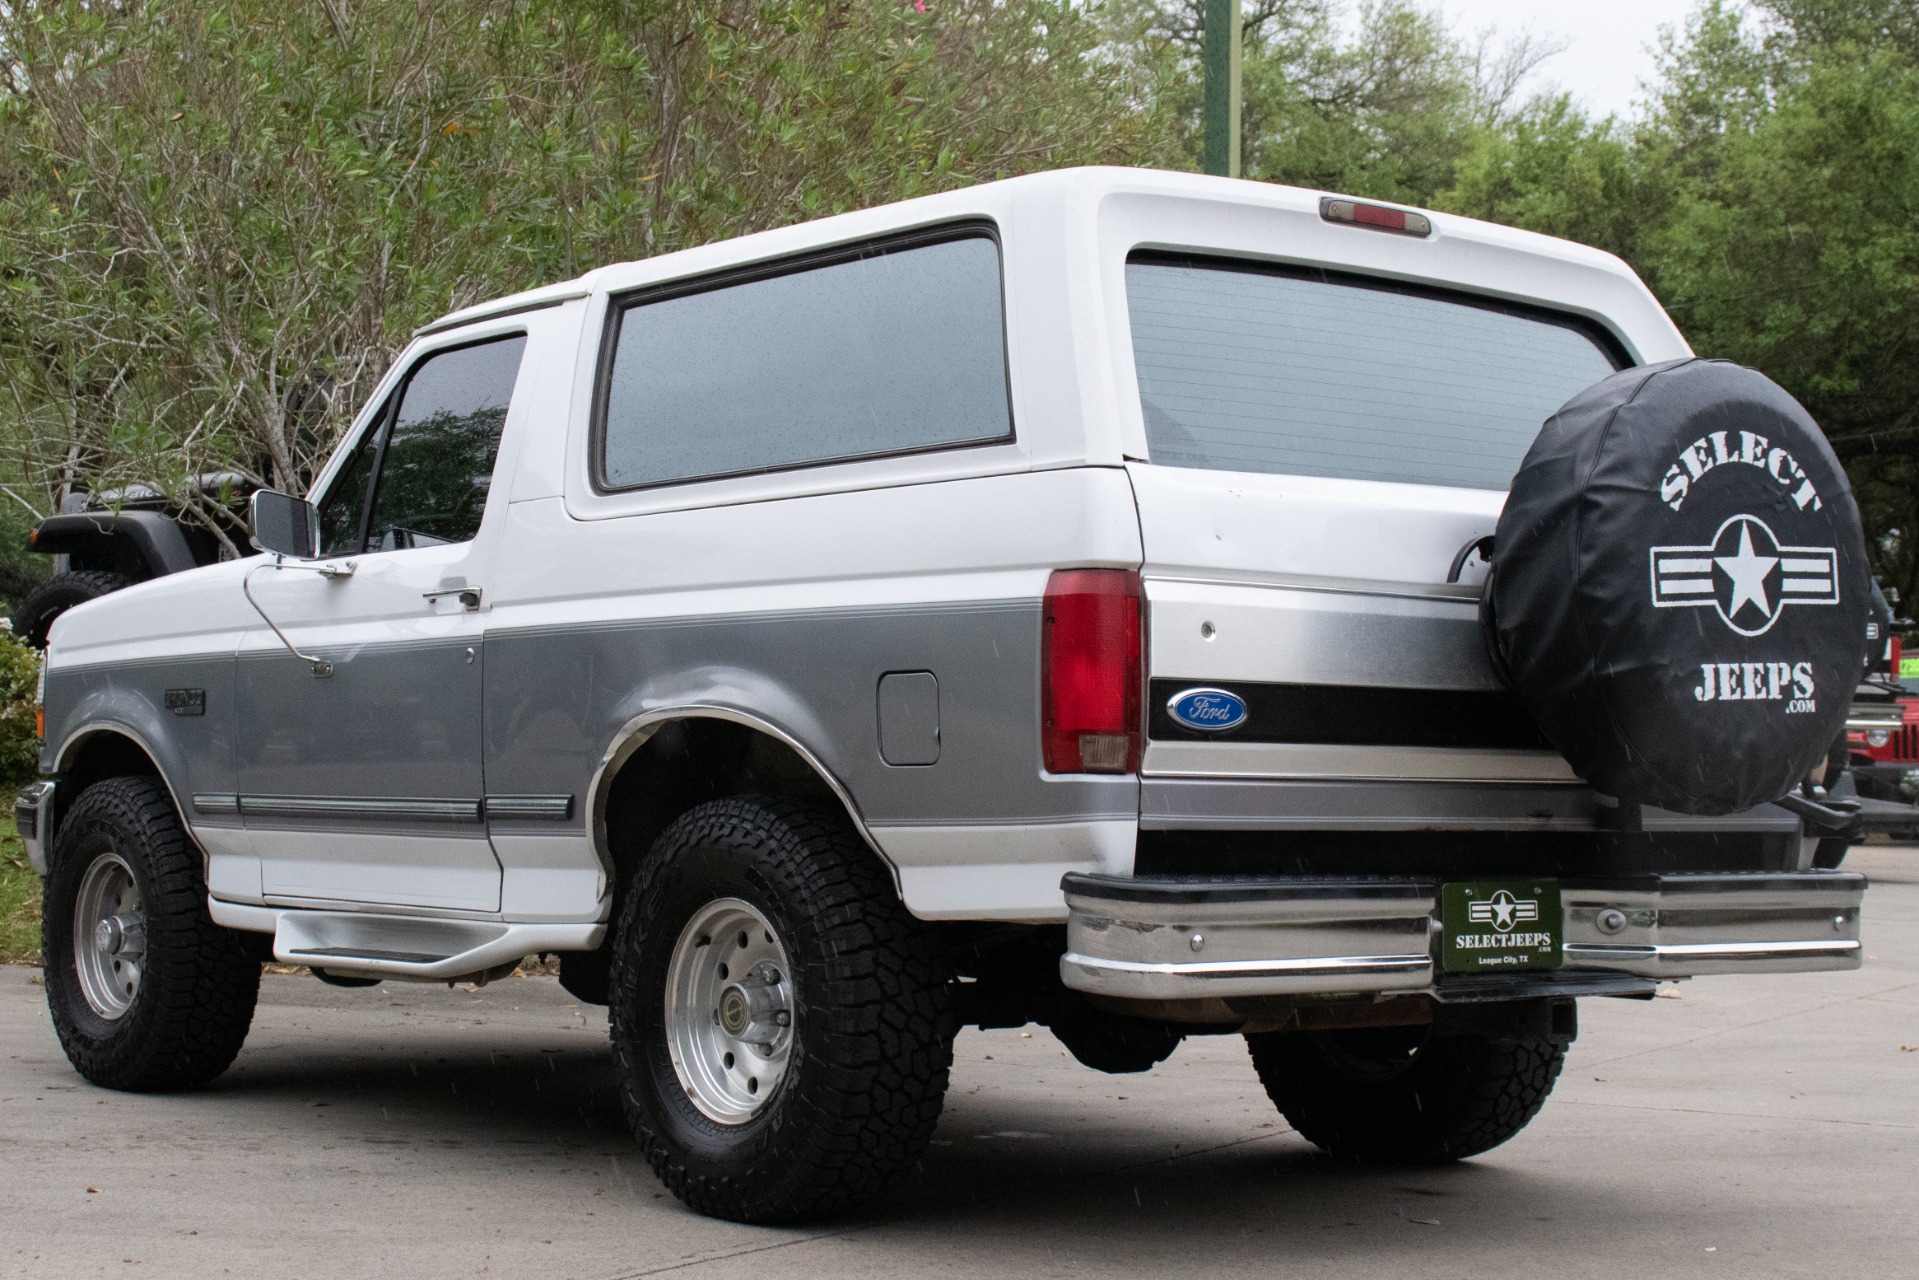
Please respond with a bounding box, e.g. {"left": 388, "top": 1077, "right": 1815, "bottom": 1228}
{"left": 0, "top": 0, "right": 1913, "bottom": 626}
{"left": 1641, "top": 5, "right": 1919, "bottom": 616}
{"left": 0, "top": 630, "right": 39, "bottom": 789}
{"left": 0, "top": 0, "right": 1168, "bottom": 544}
{"left": 1109, "top": 0, "right": 1563, "bottom": 201}
{"left": 1437, "top": 1, "right": 1919, "bottom": 620}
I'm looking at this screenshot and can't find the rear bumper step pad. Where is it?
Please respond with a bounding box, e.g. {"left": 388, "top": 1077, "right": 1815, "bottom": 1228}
{"left": 1059, "top": 870, "right": 1865, "bottom": 1001}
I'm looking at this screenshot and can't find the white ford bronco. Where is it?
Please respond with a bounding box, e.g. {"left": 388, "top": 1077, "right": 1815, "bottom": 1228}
{"left": 22, "top": 168, "right": 1872, "bottom": 1225}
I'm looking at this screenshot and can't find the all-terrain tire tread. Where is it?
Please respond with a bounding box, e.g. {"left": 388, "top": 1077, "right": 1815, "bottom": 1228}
{"left": 609, "top": 796, "right": 954, "bottom": 1224}
{"left": 44, "top": 776, "right": 259, "bottom": 1090}
{"left": 1247, "top": 1031, "right": 1565, "bottom": 1165}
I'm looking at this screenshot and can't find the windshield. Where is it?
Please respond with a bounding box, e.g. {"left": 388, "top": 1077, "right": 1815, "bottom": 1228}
{"left": 1126, "top": 256, "right": 1624, "bottom": 491}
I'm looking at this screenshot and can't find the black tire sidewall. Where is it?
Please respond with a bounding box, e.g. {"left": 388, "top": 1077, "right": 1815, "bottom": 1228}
{"left": 43, "top": 806, "right": 152, "bottom": 1051}
{"left": 608, "top": 796, "right": 954, "bottom": 1223}
{"left": 42, "top": 777, "right": 259, "bottom": 1090}
{"left": 1249, "top": 1027, "right": 1564, "bottom": 1164}
{"left": 618, "top": 837, "right": 809, "bottom": 1176}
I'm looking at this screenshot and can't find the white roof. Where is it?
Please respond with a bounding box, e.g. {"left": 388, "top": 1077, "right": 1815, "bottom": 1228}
{"left": 416, "top": 166, "right": 1664, "bottom": 341}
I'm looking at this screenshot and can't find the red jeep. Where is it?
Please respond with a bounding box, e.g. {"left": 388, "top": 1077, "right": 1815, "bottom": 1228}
{"left": 1847, "top": 637, "right": 1919, "bottom": 814}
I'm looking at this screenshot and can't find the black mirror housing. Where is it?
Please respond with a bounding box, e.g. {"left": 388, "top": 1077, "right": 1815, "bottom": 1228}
{"left": 249, "top": 489, "right": 319, "bottom": 559}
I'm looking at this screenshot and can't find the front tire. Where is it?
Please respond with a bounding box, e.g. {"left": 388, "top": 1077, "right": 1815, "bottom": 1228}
{"left": 1247, "top": 1025, "right": 1565, "bottom": 1164}
{"left": 43, "top": 776, "right": 261, "bottom": 1090}
{"left": 609, "top": 797, "right": 955, "bottom": 1224}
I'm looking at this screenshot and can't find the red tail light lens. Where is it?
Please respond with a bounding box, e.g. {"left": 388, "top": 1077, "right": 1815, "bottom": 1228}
{"left": 1042, "top": 569, "right": 1142, "bottom": 774}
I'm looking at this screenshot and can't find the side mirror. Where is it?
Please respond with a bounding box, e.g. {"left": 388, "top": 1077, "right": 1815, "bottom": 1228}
{"left": 249, "top": 489, "right": 319, "bottom": 560}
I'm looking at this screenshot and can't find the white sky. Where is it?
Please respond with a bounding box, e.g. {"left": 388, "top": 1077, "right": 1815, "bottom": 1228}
{"left": 1431, "top": 0, "right": 1704, "bottom": 119}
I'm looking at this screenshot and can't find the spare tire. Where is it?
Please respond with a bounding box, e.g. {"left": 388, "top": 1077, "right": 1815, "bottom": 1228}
{"left": 1487, "top": 358, "right": 1870, "bottom": 816}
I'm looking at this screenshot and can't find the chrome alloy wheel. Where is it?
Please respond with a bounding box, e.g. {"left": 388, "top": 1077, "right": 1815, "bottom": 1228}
{"left": 664, "top": 898, "right": 796, "bottom": 1124}
{"left": 73, "top": 851, "right": 145, "bottom": 1021}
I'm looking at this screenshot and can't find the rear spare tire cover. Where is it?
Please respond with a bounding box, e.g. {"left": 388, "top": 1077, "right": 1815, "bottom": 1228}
{"left": 1489, "top": 358, "right": 1870, "bottom": 816}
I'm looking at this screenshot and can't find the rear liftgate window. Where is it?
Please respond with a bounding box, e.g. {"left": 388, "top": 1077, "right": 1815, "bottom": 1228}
{"left": 1126, "top": 256, "right": 1623, "bottom": 491}
{"left": 597, "top": 232, "right": 1013, "bottom": 489}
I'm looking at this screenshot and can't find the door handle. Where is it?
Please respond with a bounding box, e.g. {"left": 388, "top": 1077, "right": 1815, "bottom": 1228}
{"left": 422, "top": 586, "right": 483, "bottom": 610}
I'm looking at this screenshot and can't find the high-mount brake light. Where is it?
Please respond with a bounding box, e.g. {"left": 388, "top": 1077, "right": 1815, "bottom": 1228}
{"left": 1041, "top": 569, "right": 1142, "bottom": 775}
{"left": 1320, "top": 197, "right": 1433, "bottom": 238}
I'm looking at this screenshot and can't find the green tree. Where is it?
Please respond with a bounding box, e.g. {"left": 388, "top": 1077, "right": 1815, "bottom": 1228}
{"left": 0, "top": 0, "right": 1169, "bottom": 542}
{"left": 1639, "top": 2, "right": 1919, "bottom": 615}
{"left": 1441, "top": 96, "right": 1645, "bottom": 259}
{"left": 1110, "top": 0, "right": 1562, "bottom": 203}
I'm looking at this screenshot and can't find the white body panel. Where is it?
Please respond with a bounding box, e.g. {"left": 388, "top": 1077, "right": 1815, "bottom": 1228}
{"left": 40, "top": 167, "right": 1720, "bottom": 941}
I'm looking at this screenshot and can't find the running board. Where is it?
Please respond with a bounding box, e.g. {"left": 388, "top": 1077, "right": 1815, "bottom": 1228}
{"left": 208, "top": 900, "right": 603, "bottom": 981}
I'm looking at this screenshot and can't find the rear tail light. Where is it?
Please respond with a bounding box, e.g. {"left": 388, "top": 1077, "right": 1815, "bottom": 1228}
{"left": 1041, "top": 569, "right": 1142, "bottom": 774}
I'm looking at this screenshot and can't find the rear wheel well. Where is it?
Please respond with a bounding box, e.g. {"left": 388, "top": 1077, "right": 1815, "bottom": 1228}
{"left": 561, "top": 718, "right": 876, "bottom": 1006}
{"left": 599, "top": 718, "right": 851, "bottom": 896}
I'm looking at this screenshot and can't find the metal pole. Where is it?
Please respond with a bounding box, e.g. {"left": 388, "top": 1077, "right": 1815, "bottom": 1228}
{"left": 1202, "top": 0, "right": 1242, "bottom": 178}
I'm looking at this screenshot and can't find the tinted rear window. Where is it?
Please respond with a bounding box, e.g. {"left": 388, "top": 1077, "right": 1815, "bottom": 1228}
{"left": 598, "top": 232, "right": 1012, "bottom": 489}
{"left": 1126, "top": 258, "right": 1623, "bottom": 490}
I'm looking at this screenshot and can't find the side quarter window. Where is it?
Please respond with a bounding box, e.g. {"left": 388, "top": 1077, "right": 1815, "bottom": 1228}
{"left": 316, "top": 333, "right": 528, "bottom": 555}
{"left": 596, "top": 230, "right": 1012, "bottom": 491}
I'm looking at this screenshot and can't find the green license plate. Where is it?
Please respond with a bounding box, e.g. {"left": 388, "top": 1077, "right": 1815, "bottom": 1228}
{"left": 1440, "top": 879, "right": 1563, "bottom": 974}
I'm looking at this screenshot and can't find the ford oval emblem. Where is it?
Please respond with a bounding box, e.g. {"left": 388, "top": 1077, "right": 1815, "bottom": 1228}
{"left": 1166, "top": 687, "right": 1248, "bottom": 733}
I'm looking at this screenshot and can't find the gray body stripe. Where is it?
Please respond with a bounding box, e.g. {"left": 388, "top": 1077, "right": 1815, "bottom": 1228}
{"left": 51, "top": 597, "right": 1128, "bottom": 859}
{"left": 483, "top": 597, "right": 1135, "bottom": 833}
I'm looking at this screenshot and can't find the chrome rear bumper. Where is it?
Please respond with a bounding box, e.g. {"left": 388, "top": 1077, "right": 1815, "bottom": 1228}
{"left": 1060, "top": 870, "right": 1865, "bottom": 1001}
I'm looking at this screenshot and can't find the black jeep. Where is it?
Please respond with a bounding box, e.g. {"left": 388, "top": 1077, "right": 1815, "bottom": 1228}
{"left": 14, "top": 476, "right": 252, "bottom": 647}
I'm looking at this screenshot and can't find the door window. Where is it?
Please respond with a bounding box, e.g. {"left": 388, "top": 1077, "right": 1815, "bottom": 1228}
{"left": 316, "top": 334, "right": 527, "bottom": 554}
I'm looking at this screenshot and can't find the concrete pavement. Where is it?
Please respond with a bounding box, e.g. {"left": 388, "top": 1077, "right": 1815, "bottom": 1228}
{"left": 4, "top": 844, "right": 1916, "bottom": 1279}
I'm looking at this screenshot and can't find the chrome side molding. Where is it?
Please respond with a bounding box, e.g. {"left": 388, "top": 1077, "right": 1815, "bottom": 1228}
{"left": 188, "top": 793, "right": 577, "bottom": 823}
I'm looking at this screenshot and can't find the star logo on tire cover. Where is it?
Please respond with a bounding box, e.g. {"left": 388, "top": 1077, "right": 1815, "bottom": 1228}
{"left": 1649, "top": 513, "right": 1839, "bottom": 637}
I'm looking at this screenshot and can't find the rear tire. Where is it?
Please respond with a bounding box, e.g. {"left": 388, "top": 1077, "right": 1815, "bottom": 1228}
{"left": 43, "top": 776, "right": 260, "bottom": 1090}
{"left": 15, "top": 570, "right": 133, "bottom": 648}
{"left": 1246, "top": 1025, "right": 1565, "bottom": 1164}
{"left": 608, "top": 796, "right": 955, "bottom": 1224}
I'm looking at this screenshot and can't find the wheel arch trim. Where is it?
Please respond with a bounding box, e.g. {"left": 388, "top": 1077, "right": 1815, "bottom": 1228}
{"left": 587, "top": 704, "right": 899, "bottom": 891}
{"left": 48, "top": 720, "right": 201, "bottom": 864}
